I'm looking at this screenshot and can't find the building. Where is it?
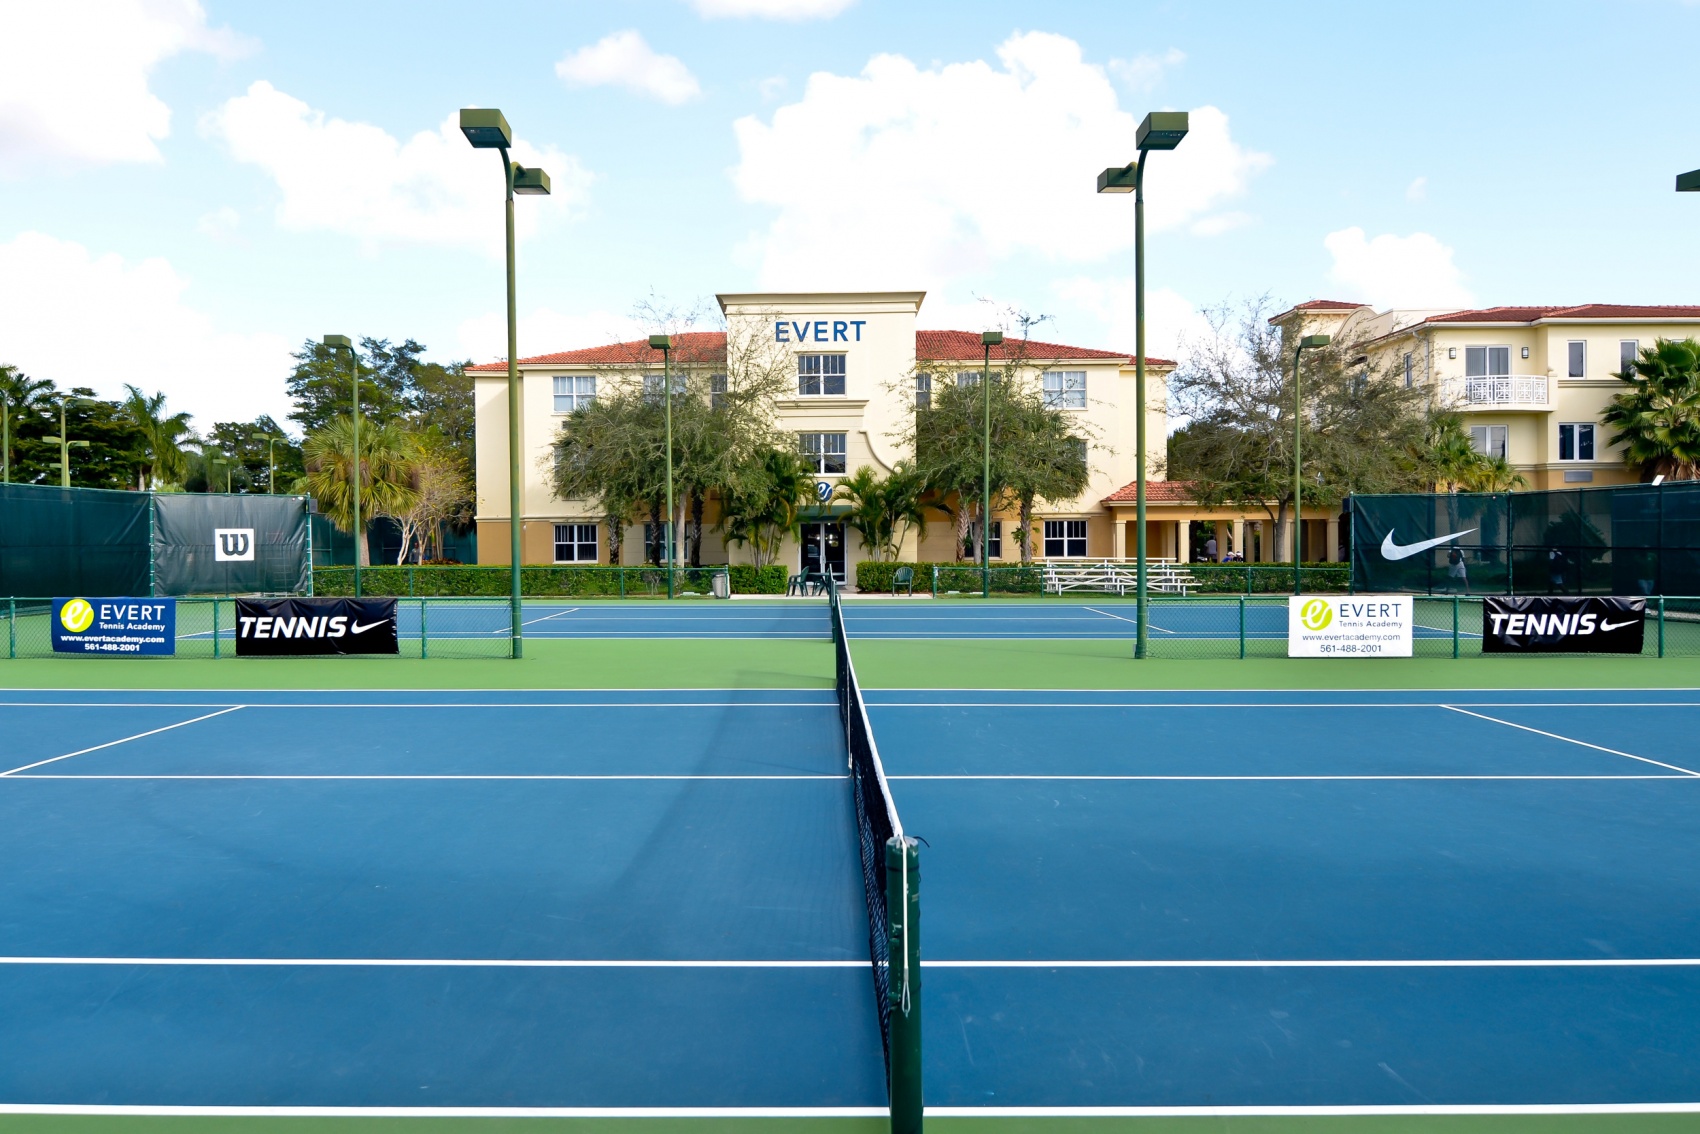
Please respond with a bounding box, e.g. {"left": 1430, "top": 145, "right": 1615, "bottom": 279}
{"left": 469, "top": 291, "right": 1180, "bottom": 583}
{"left": 1272, "top": 301, "right": 1700, "bottom": 491}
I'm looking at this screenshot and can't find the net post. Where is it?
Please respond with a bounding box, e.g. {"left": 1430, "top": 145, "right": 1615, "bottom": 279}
{"left": 1658, "top": 596, "right": 1666, "bottom": 658}
{"left": 1237, "top": 595, "right": 1246, "bottom": 659}
{"left": 1452, "top": 595, "right": 1460, "bottom": 659}
{"left": 885, "top": 835, "right": 922, "bottom": 1134}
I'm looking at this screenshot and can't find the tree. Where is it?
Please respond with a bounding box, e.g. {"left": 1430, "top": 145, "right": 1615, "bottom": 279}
{"left": 295, "top": 416, "right": 419, "bottom": 566}
{"left": 1168, "top": 298, "right": 1431, "bottom": 558}
{"left": 397, "top": 435, "right": 473, "bottom": 563}
{"left": 834, "top": 463, "right": 927, "bottom": 562}
{"left": 406, "top": 358, "right": 475, "bottom": 475}
{"left": 121, "top": 386, "right": 197, "bottom": 490}
{"left": 286, "top": 337, "right": 414, "bottom": 435}
{"left": 1003, "top": 397, "right": 1089, "bottom": 562}
{"left": 203, "top": 418, "right": 304, "bottom": 494}
{"left": 720, "top": 448, "right": 815, "bottom": 569}
{"left": 0, "top": 365, "right": 54, "bottom": 479}
{"left": 1601, "top": 337, "right": 1700, "bottom": 481}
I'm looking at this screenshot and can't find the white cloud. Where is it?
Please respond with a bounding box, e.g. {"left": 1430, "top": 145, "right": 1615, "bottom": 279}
{"left": 196, "top": 205, "right": 242, "bottom": 242}
{"left": 555, "top": 31, "right": 702, "bottom": 105}
{"left": 1051, "top": 277, "right": 1207, "bottom": 363}
{"left": 1323, "top": 227, "right": 1475, "bottom": 309}
{"left": 758, "top": 75, "right": 789, "bottom": 100}
{"left": 204, "top": 82, "right": 590, "bottom": 257}
{"left": 687, "top": 0, "right": 856, "bottom": 18}
{"left": 0, "top": 0, "right": 253, "bottom": 173}
{"left": 1406, "top": 175, "right": 1427, "bottom": 202}
{"left": 0, "top": 232, "right": 292, "bottom": 426}
{"left": 1108, "top": 47, "right": 1185, "bottom": 91}
{"left": 456, "top": 306, "right": 646, "bottom": 364}
{"left": 731, "top": 32, "right": 1270, "bottom": 289}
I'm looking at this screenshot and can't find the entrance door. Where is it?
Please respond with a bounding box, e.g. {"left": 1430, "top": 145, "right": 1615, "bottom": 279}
{"left": 800, "top": 522, "right": 846, "bottom": 583}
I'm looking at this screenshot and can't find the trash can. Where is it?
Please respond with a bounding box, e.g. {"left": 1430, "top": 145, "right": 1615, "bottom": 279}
{"left": 712, "top": 570, "right": 731, "bottom": 599}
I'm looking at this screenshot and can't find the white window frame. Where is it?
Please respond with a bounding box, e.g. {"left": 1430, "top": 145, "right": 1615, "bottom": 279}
{"left": 799, "top": 432, "right": 847, "bottom": 475}
{"left": 914, "top": 373, "right": 932, "bottom": 408}
{"left": 1469, "top": 424, "right": 1509, "bottom": 461}
{"left": 1557, "top": 422, "right": 1596, "bottom": 463}
{"left": 552, "top": 375, "right": 596, "bottom": 414}
{"left": 1402, "top": 352, "right": 1414, "bottom": 388}
{"left": 1043, "top": 519, "right": 1088, "bottom": 558}
{"left": 797, "top": 354, "right": 847, "bottom": 396}
{"left": 1620, "top": 339, "right": 1640, "bottom": 376}
{"left": 1464, "top": 345, "right": 1512, "bottom": 377}
{"left": 954, "top": 370, "right": 988, "bottom": 388}
{"left": 1043, "top": 370, "right": 1087, "bottom": 409}
{"left": 966, "top": 519, "right": 1002, "bottom": 560}
{"left": 552, "top": 523, "right": 598, "bottom": 563}
{"left": 1566, "top": 341, "right": 1586, "bottom": 379}
{"left": 709, "top": 373, "right": 727, "bottom": 410}
{"left": 642, "top": 372, "right": 686, "bottom": 399}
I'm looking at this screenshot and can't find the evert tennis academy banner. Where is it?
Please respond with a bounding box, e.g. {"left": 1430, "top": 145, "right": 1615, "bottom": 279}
{"left": 1482, "top": 596, "right": 1645, "bottom": 654}
{"left": 235, "top": 598, "right": 399, "bottom": 656}
{"left": 50, "top": 598, "right": 176, "bottom": 655}
{"left": 1288, "top": 595, "right": 1413, "bottom": 657}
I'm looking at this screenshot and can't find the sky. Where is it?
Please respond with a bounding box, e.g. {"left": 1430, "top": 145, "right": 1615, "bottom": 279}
{"left": 2, "top": 0, "right": 1698, "bottom": 432}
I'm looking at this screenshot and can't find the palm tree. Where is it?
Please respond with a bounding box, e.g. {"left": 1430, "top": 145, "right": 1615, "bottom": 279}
{"left": 1421, "top": 413, "right": 1484, "bottom": 493}
{"left": 720, "top": 448, "right": 814, "bottom": 569}
{"left": 1457, "top": 455, "right": 1527, "bottom": 493}
{"left": 0, "top": 365, "right": 54, "bottom": 480}
{"left": 833, "top": 463, "right": 927, "bottom": 562}
{"left": 122, "top": 385, "right": 196, "bottom": 489}
{"left": 296, "top": 416, "right": 419, "bottom": 567}
{"left": 1601, "top": 338, "right": 1700, "bottom": 481}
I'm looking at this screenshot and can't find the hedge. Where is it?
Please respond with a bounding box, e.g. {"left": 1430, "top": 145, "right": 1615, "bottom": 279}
{"left": 313, "top": 564, "right": 784, "bottom": 597}
{"left": 854, "top": 560, "right": 1352, "bottom": 595}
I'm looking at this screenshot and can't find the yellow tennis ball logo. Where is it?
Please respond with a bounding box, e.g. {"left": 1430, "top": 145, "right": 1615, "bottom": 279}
{"left": 60, "top": 598, "right": 95, "bottom": 634}
{"left": 1300, "top": 598, "right": 1333, "bottom": 631}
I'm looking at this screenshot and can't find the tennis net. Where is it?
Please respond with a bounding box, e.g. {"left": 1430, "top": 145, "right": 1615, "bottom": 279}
{"left": 829, "top": 582, "right": 919, "bottom": 1126}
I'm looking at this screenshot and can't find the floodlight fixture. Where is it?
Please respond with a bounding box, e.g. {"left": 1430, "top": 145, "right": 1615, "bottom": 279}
{"left": 459, "top": 108, "right": 513, "bottom": 150}
{"left": 1677, "top": 169, "right": 1700, "bottom": 192}
{"left": 511, "top": 165, "right": 551, "bottom": 195}
{"left": 1097, "top": 163, "right": 1137, "bottom": 194}
{"left": 1136, "top": 111, "right": 1189, "bottom": 151}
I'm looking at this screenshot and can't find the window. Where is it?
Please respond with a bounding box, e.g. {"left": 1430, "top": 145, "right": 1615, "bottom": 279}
{"left": 1043, "top": 519, "right": 1087, "bottom": 558}
{"left": 799, "top": 432, "right": 847, "bottom": 474}
{"left": 1558, "top": 422, "right": 1596, "bottom": 462}
{"left": 1043, "top": 370, "right": 1087, "bottom": 409}
{"left": 965, "top": 520, "right": 1002, "bottom": 560}
{"left": 643, "top": 522, "right": 667, "bottom": 565}
{"left": 914, "top": 373, "right": 932, "bottom": 408}
{"left": 798, "top": 354, "right": 846, "bottom": 396}
{"left": 552, "top": 375, "right": 595, "bottom": 413}
{"left": 1465, "top": 346, "right": 1511, "bottom": 377}
{"left": 642, "top": 372, "right": 686, "bottom": 400}
{"left": 710, "top": 373, "right": 727, "bottom": 410}
{"left": 553, "top": 523, "right": 598, "bottom": 563}
{"left": 1070, "top": 437, "right": 1088, "bottom": 466}
{"left": 1469, "top": 424, "right": 1509, "bottom": 460}
{"left": 1567, "top": 341, "right": 1586, "bottom": 378}
{"left": 1403, "top": 352, "right": 1414, "bottom": 389}
{"left": 955, "top": 370, "right": 991, "bottom": 388}
{"left": 1621, "top": 340, "right": 1640, "bottom": 376}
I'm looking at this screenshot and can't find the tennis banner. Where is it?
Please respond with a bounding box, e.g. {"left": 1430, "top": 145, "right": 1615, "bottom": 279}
{"left": 1288, "top": 595, "right": 1413, "bottom": 658}
{"left": 50, "top": 598, "right": 176, "bottom": 656}
{"left": 234, "top": 597, "right": 399, "bottom": 656}
{"left": 1482, "top": 596, "right": 1645, "bottom": 654}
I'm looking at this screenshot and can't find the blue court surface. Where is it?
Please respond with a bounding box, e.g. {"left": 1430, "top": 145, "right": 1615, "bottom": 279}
{"left": 252, "top": 599, "right": 1463, "bottom": 641}
{"left": 3, "top": 686, "right": 1699, "bottom": 1116}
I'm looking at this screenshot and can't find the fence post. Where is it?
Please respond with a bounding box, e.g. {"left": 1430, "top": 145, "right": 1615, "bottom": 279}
{"left": 619, "top": 565, "right": 626, "bottom": 599}
{"left": 212, "top": 598, "right": 221, "bottom": 660}
{"left": 419, "top": 599, "right": 429, "bottom": 660}
{"left": 7, "top": 597, "right": 14, "bottom": 659}
{"left": 409, "top": 567, "right": 415, "bottom": 598}
{"left": 1659, "top": 596, "right": 1666, "bottom": 658}
{"left": 1238, "top": 595, "right": 1247, "bottom": 659}
{"left": 1452, "top": 595, "right": 1460, "bottom": 659}
{"left": 931, "top": 565, "right": 938, "bottom": 599}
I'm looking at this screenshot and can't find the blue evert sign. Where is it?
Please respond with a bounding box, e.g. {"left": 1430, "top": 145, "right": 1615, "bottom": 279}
{"left": 50, "top": 598, "right": 176, "bottom": 656}
{"left": 775, "top": 319, "right": 866, "bottom": 343}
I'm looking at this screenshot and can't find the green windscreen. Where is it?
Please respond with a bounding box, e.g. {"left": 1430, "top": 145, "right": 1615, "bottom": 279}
{"left": 0, "top": 482, "right": 149, "bottom": 596}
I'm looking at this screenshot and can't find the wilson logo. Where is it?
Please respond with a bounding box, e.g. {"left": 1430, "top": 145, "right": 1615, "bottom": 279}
{"left": 214, "top": 528, "right": 255, "bottom": 561}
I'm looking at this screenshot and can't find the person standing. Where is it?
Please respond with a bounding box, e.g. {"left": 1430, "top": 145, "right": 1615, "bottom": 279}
{"left": 1446, "top": 546, "right": 1468, "bottom": 593}
{"left": 1205, "top": 535, "right": 1219, "bottom": 562}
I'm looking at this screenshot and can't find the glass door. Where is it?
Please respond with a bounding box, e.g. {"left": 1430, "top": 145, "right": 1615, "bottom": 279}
{"left": 800, "top": 522, "right": 847, "bottom": 583}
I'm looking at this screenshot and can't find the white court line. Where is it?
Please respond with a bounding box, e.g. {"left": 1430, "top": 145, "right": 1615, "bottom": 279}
{"left": 0, "top": 702, "right": 836, "bottom": 710}
{"left": 0, "top": 707, "right": 245, "bottom": 776}
{"left": 885, "top": 774, "right": 1689, "bottom": 781}
{"left": 1084, "top": 605, "right": 1176, "bottom": 635}
{"left": 1442, "top": 705, "right": 1700, "bottom": 776}
{"left": 1, "top": 955, "right": 1694, "bottom": 969}
{"left": 511, "top": 606, "right": 579, "bottom": 631}
{"left": 0, "top": 1105, "right": 1695, "bottom": 1119}
{"left": 10, "top": 774, "right": 848, "bottom": 781}
{"left": 868, "top": 700, "right": 1700, "bottom": 708}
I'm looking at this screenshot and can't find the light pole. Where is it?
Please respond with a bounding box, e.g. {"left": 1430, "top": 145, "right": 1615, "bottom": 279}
{"left": 46, "top": 395, "right": 95, "bottom": 488}
{"left": 462, "top": 108, "right": 551, "bottom": 659}
{"left": 1291, "top": 334, "right": 1331, "bottom": 593}
{"left": 980, "top": 330, "right": 1002, "bottom": 597}
{"left": 1098, "top": 110, "right": 1188, "bottom": 659}
{"left": 208, "top": 456, "right": 232, "bottom": 494}
{"left": 650, "top": 335, "right": 677, "bottom": 599}
{"left": 324, "top": 335, "right": 362, "bottom": 597}
{"left": 1678, "top": 169, "right": 1700, "bottom": 192}
{"left": 2, "top": 396, "right": 10, "bottom": 483}
{"left": 250, "top": 431, "right": 280, "bottom": 494}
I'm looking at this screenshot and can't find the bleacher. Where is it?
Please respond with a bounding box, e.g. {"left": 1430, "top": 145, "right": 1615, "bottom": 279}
{"left": 1041, "top": 557, "right": 1199, "bottom": 596}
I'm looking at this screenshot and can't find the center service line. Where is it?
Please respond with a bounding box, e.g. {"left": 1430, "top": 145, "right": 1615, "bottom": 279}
{"left": 1441, "top": 704, "right": 1700, "bottom": 776}
{"left": 0, "top": 706, "right": 245, "bottom": 776}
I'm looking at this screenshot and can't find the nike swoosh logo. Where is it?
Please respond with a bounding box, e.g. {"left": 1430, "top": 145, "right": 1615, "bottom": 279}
{"left": 1380, "top": 528, "right": 1478, "bottom": 561}
{"left": 350, "top": 619, "right": 390, "bottom": 634}
{"left": 1598, "top": 619, "right": 1639, "bottom": 632}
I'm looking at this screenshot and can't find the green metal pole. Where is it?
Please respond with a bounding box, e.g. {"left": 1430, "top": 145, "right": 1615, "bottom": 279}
{"left": 886, "top": 836, "right": 923, "bottom": 1134}
{"left": 1659, "top": 595, "right": 1666, "bottom": 658}
{"left": 1133, "top": 152, "right": 1149, "bottom": 658}
{"left": 982, "top": 343, "right": 991, "bottom": 599}
{"left": 268, "top": 437, "right": 276, "bottom": 494}
{"left": 1238, "top": 594, "right": 1246, "bottom": 659}
{"left": 1452, "top": 594, "right": 1460, "bottom": 659}
{"left": 8, "top": 597, "right": 15, "bottom": 659}
{"left": 212, "top": 598, "right": 220, "bottom": 660}
{"left": 420, "top": 598, "right": 429, "bottom": 660}
{"left": 1293, "top": 345, "right": 1303, "bottom": 596}
{"left": 59, "top": 401, "right": 69, "bottom": 488}
{"left": 663, "top": 345, "right": 675, "bottom": 601}
{"left": 349, "top": 345, "right": 362, "bottom": 600}
{"left": 2, "top": 398, "right": 8, "bottom": 483}
{"left": 502, "top": 151, "right": 523, "bottom": 658}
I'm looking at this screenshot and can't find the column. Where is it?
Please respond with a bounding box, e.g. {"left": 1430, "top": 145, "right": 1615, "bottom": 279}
{"left": 1231, "top": 519, "right": 1245, "bottom": 561}
{"left": 1177, "top": 521, "right": 1191, "bottom": 563}
{"left": 1326, "top": 517, "right": 1340, "bottom": 563}
{"left": 1112, "top": 516, "right": 1127, "bottom": 560}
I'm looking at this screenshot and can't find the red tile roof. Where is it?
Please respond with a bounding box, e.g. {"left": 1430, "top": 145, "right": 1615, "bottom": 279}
{"left": 468, "top": 331, "right": 1174, "bottom": 371}
{"left": 1424, "top": 304, "right": 1700, "bottom": 323}
{"left": 1103, "top": 479, "right": 1198, "bottom": 504}
{"left": 1268, "top": 299, "right": 1368, "bottom": 323}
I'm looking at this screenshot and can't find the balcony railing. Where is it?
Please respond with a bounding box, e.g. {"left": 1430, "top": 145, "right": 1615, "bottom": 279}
{"left": 1442, "top": 374, "right": 1550, "bottom": 408}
